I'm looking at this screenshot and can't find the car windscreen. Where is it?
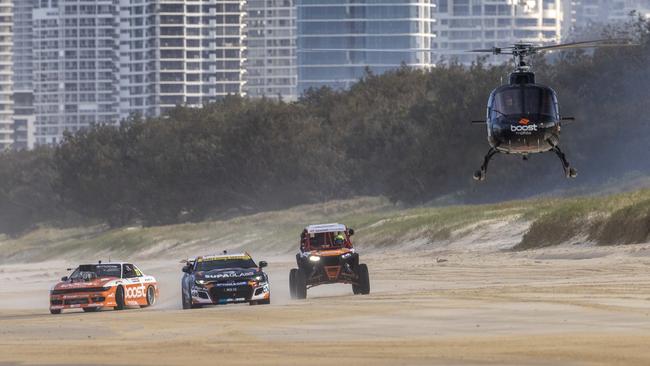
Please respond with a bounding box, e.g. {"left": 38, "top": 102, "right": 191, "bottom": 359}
{"left": 70, "top": 264, "right": 121, "bottom": 279}
{"left": 309, "top": 232, "right": 344, "bottom": 249}
{"left": 492, "top": 87, "right": 557, "bottom": 117}
{"left": 195, "top": 258, "right": 257, "bottom": 271}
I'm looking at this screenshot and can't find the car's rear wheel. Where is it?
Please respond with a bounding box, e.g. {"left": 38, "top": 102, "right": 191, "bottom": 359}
{"left": 114, "top": 286, "right": 125, "bottom": 310}
{"left": 295, "top": 268, "right": 308, "bottom": 299}
{"left": 83, "top": 307, "right": 99, "bottom": 312}
{"left": 50, "top": 309, "right": 61, "bottom": 315}
{"left": 354, "top": 264, "right": 370, "bottom": 295}
{"left": 141, "top": 286, "right": 156, "bottom": 308}
{"left": 289, "top": 268, "right": 298, "bottom": 299}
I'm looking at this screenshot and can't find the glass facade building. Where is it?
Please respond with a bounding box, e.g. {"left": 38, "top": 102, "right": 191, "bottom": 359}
{"left": 12, "top": 0, "right": 34, "bottom": 150}
{"left": 565, "top": 0, "right": 650, "bottom": 32}
{"left": 0, "top": 0, "right": 12, "bottom": 150}
{"left": 246, "top": 0, "right": 298, "bottom": 100}
{"left": 30, "top": 0, "right": 248, "bottom": 146}
{"left": 432, "top": 0, "right": 563, "bottom": 64}
{"left": 297, "top": 0, "right": 435, "bottom": 92}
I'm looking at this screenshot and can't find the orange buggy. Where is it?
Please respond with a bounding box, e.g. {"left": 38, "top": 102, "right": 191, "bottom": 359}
{"left": 289, "top": 223, "right": 370, "bottom": 299}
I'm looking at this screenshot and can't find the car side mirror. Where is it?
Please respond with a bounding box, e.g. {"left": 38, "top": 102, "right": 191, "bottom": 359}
{"left": 259, "top": 261, "right": 268, "bottom": 268}
{"left": 348, "top": 228, "right": 355, "bottom": 236}
{"left": 61, "top": 276, "right": 68, "bottom": 282}
{"left": 182, "top": 265, "right": 191, "bottom": 273}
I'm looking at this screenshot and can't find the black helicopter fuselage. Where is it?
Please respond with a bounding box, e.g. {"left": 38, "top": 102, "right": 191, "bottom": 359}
{"left": 485, "top": 73, "right": 560, "bottom": 154}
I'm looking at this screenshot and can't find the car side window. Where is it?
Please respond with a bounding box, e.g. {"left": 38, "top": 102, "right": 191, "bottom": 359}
{"left": 123, "top": 264, "right": 137, "bottom": 278}
{"left": 132, "top": 265, "right": 143, "bottom": 277}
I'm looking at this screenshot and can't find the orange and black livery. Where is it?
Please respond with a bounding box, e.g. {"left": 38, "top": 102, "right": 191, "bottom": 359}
{"left": 289, "top": 223, "right": 370, "bottom": 299}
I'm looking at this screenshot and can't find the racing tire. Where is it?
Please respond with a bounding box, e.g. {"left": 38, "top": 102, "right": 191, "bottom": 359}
{"left": 114, "top": 286, "right": 125, "bottom": 310}
{"left": 50, "top": 309, "right": 61, "bottom": 315}
{"left": 289, "top": 268, "right": 298, "bottom": 299}
{"left": 141, "top": 286, "right": 156, "bottom": 308}
{"left": 83, "top": 307, "right": 99, "bottom": 312}
{"left": 354, "top": 264, "right": 370, "bottom": 295}
{"left": 352, "top": 281, "right": 360, "bottom": 295}
{"left": 295, "top": 268, "right": 308, "bottom": 299}
{"left": 182, "top": 289, "right": 191, "bottom": 310}
{"left": 249, "top": 298, "right": 271, "bottom": 306}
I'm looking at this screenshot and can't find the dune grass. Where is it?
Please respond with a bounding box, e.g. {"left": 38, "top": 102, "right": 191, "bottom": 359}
{"left": 1, "top": 188, "right": 649, "bottom": 263}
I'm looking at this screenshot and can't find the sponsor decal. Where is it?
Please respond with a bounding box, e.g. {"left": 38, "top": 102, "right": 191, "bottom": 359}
{"left": 510, "top": 124, "right": 538, "bottom": 134}
{"left": 125, "top": 284, "right": 146, "bottom": 299}
{"left": 510, "top": 117, "right": 539, "bottom": 135}
{"left": 198, "top": 255, "right": 251, "bottom": 262}
{"left": 213, "top": 281, "right": 248, "bottom": 287}
{"left": 205, "top": 271, "right": 255, "bottom": 279}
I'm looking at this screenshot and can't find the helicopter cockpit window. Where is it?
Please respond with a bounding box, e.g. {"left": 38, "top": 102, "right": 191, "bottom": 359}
{"left": 492, "top": 87, "right": 557, "bottom": 117}
{"left": 524, "top": 87, "right": 557, "bottom": 117}
{"left": 493, "top": 89, "right": 520, "bottom": 116}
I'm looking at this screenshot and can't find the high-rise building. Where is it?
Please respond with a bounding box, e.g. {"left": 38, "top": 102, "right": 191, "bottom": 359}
{"left": 565, "top": 0, "right": 650, "bottom": 32}
{"left": 432, "top": 0, "right": 563, "bottom": 64}
{"left": 296, "top": 0, "right": 435, "bottom": 92}
{"left": 32, "top": 0, "right": 120, "bottom": 145}
{"left": 158, "top": 0, "right": 247, "bottom": 109}
{"left": 0, "top": 0, "right": 12, "bottom": 150}
{"left": 246, "top": 0, "right": 298, "bottom": 100}
{"left": 30, "top": 0, "right": 248, "bottom": 146}
{"left": 13, "top": 0, "right": 35, "bottom": 150}
{"left": 117, "top": 0, "right": 159, "bottom": 120}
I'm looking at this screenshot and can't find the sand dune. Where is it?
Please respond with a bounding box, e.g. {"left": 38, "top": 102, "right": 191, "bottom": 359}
{"left": 1, "top": 243, "right": 650, "bottom": 365}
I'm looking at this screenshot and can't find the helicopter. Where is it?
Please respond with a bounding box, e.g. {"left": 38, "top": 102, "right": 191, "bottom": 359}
{"left": 469, "top": 39, "right": 634, "bottom": 181}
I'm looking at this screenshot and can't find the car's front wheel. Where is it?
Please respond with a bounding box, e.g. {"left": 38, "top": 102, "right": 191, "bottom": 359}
{"left": 182, "top": 288, "right": 191, "bottom": 310}
{"left": 141, "top": 286, "right": 156, "bottom": 308}
{"left": 250, "top": 298, "right": 271, "bottom": 305}
{"left": 50, "top": 309, "right": 61, "bottom": 315}
{"left": 83, "top": 307, "right": 99, "bottom": 312}
{"left": 114, "top": 286, "right": 125, "bottom": 310}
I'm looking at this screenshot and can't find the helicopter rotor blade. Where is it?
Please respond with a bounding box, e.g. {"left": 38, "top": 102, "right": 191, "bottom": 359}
{"left": 533, "top": 38, "right": 636, "bottom": 53}
{"left": 466, "top": 46, "right": 515, "bottom": 55}
{"left": 467, "top": 49, "right": 496, "bottom": 53}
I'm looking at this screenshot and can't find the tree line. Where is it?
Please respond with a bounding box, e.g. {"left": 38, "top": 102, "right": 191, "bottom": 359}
{"left": 1, "top": 20, "right": 649, "bottom": 236}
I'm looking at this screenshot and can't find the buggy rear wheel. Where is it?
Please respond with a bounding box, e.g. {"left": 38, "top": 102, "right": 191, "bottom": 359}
{"left": 295, "top": 268, "right": 308, "bottom": 299}
{"left": 353, "top": 264, "right": 370, "bottom": 295}
{"left": 289, "top": 268, "right": 298, "bottom": 299}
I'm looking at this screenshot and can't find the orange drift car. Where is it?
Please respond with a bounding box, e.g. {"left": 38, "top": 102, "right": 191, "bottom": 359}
{"left": 49, "top": 262, "right": 159, "bottom": 314}
{"left": 289, "top": 223, "right": 369, "bottom": 299}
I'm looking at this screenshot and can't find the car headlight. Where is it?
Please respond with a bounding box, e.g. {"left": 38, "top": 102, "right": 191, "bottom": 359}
{"left": 254, "top": 275, "right": 264, "bottom": 281}
{"left": 341, "top": 253, "right": 352, "bottom": 259}
{"left": 309, "top": 256, "right": 320, "bottom": 262}
{"left": 195, "top": 279, "right": 206, "bottom": 286}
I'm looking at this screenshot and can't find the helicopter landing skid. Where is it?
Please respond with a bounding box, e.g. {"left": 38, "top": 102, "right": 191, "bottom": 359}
{"left": 551, "top": 145, "right": 578, "bottom": 179}
{"left": 473, "top": 147, "right": 499, "bottom": 181}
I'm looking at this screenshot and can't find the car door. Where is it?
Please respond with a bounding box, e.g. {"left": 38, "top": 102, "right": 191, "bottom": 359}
{"left": 122, "top": 263, "right": 146, "bottom": 304}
